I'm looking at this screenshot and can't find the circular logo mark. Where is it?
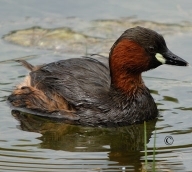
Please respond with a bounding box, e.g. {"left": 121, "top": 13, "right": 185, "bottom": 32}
{"left": 164, "top": 136, "right": 174, "bottom": 145}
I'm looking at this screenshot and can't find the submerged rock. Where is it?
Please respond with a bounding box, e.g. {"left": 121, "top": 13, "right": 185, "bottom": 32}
{"left": 3, "top": 18, "right": 192, "bottom": 54}
{"left": 3, "top": 26, "right": 104, "bottom": 54}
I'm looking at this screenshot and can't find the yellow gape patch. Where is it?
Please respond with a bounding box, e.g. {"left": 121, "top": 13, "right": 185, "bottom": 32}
{"left": 155, "top": 53, "right": 166, "bottom": 64}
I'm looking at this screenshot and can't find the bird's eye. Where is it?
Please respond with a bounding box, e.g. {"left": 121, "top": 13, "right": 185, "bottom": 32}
{"left": 148, "top": 46, "right": 155, "bottom": 53}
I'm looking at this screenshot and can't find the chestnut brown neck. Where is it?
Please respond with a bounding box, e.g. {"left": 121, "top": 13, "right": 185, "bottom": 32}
{"left": 109, "top": 39, "right": 149, "bottom": 95}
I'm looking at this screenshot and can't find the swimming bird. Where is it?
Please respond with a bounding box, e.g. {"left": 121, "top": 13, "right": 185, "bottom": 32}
{"left": 8, "top": 26, "right": 188, "bottom": 127}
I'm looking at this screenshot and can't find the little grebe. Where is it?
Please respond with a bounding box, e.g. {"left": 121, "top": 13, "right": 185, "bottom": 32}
{"left": 8, "top": 26, "right": 188, "bottom": 127}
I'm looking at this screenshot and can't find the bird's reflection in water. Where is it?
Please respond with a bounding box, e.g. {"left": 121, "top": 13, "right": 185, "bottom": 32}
{"left": 12, "top": 110, "right": 157, "bottom": 171}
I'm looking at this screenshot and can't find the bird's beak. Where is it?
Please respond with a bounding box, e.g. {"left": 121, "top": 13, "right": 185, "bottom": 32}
{"left": 155, "top": 49, "right": 188, "bottom": 66}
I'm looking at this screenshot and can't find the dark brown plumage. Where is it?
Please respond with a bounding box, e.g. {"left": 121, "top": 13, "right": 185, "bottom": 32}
{"left": 8, "top": 26, "right": 188, "bottom": 127}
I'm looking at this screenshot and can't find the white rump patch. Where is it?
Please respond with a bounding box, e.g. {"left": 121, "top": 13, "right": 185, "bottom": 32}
{"left": 17, "top": 75, "right": 31, "bottom": 88}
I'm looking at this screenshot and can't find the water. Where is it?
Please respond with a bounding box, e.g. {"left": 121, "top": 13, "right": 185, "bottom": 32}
{"left": 1, "top": 1, "right": 192, "bottom": 171}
